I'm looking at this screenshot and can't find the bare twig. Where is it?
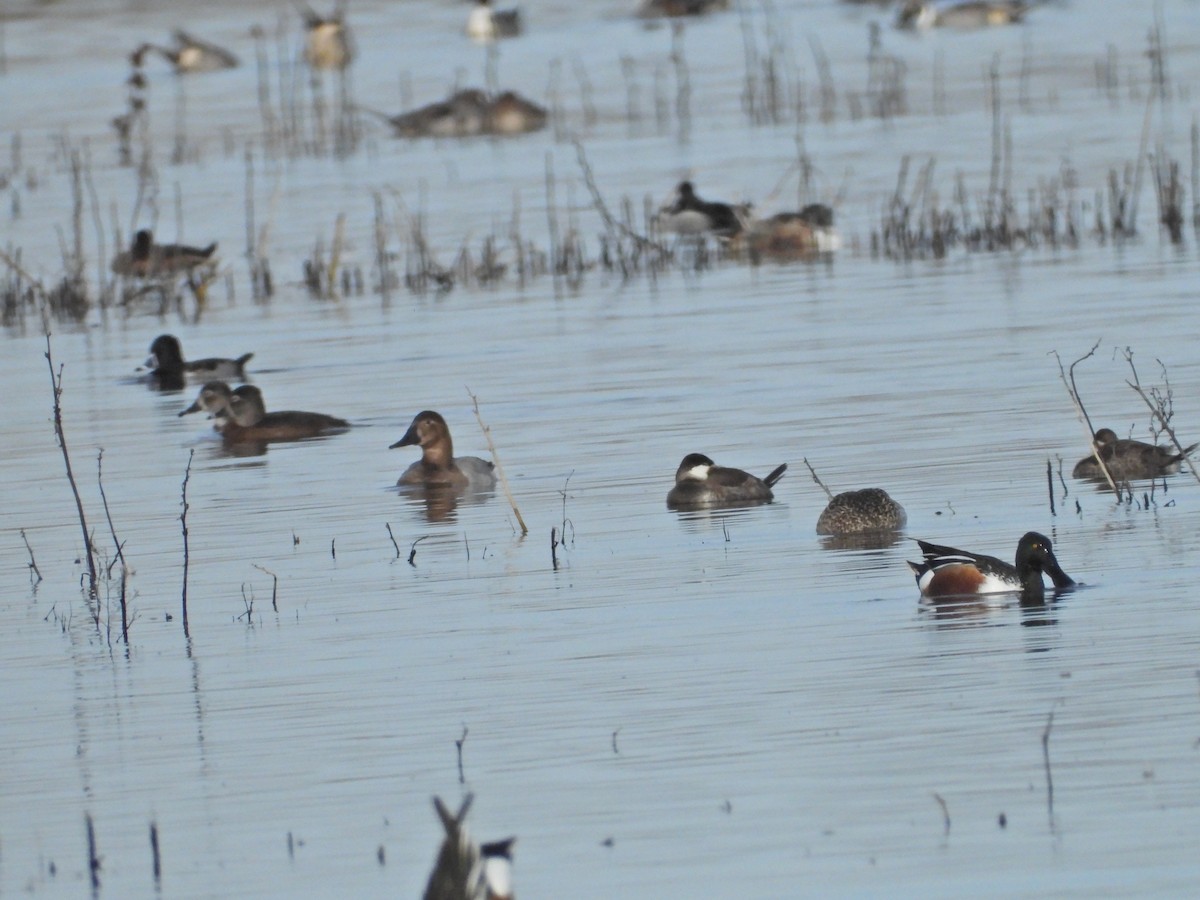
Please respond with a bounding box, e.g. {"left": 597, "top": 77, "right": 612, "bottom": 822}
{"left": 149, "top": 821, "right": 161, "bottom": 888}
{"left": 97, "top": 449, "right": 130, "bottom": 643}
{"left": 802, "top": 458, "right": 835, "bottom": 502}
{"left": 455, "top": 726, "right": 469, "bottom": 784}
{"left": 252, "top": 563, "right": 278, "bottom": 612}
{"left": 1052, "top": 344, "right": 1118, "bottom": 492}
{"left": 45, "top": 334, "right": 99, "bottom": 612}
{"left": 1123, "top": 349, "right": 1200, "bottom": 484}
{"left": 180, "top": 449, "right": 194, "bottom": 637}
{"left": 932, "top": 792, "right": 950, "bottom": 837}
{"left": 20, "top": 529, "right": 43, "bottom": 585}
{"left": 385, "top": 522, "right": 401, "bottom": 559}
{"left": 85, "top": 813, "right": 101, "bottom": 890}
{"left": 1042, "top": 709, "right": 1055, "bottom": 831}
{"left": 550, "top": 527, "right": 559, "bottom": 571}
{"left": 466, "top": 389, "right": 527, "bottom": 535}
{"left": 408, "top": 535, "right": 427, "bottom": 567}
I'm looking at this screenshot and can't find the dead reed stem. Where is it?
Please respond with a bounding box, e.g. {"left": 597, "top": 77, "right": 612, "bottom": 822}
{"left": 385, "top": 522, "right": 401, "bottom": 559}
{"left": 455, "top": 726, "right": 468, "bottom": 783}
{"left": 252, "top": 563, "right": 279, "bottom": 612}
{"left": 1123, "top": 349, "right": 1200, "bottom": 484}
{"left": 45, "top": 334, "right": 100, "bottom": 611}
{"left": 467, "top": 389, "right": 527, "bottom": 536}
{"left": 86, "top": 812, "right": 101, "bottom": 890}
{"left": 1052, "top": 343, "right": 1118, "bottom": 492}
{"left": 96, "top": 449, "right": 130, "bottom": 644}
{"left": 932, "top": 792, "right": 950, "bottom": 836}
{"left": 149, "top": 821, "right": 161, "bottom": 888}
{"left": 180, "top": 449, "right": 194, "bottom": 637}
{"left": 1041, "top": 709, "right": 1055, "bottom": 831}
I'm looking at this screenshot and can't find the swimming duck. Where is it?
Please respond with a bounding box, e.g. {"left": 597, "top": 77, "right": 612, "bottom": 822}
{"left": 134, "top": 31, "right": 239, "bottom": 73}
{"left": 300, "top": 2, "right": 353, "bottom": 70}
{"left": 382, "top": 89, "right": 547, "bottom": 139}
{"left": 466, "top": 0, "right": 522, "bottom": 42}
{"left": 816, "top": 488, "right": 906, "bottom": 536}
{"left": 424, "top": 795, "right": 515, "bottom": 900}
{"left": 1072, "top": 427, "right": 1198, "bottom": 481}
{"left": 896, "top": 0, "right": 1029, "bottom": 29}
{"left": 145, "top": 334, "right": 252, "bottom": 386}
{"left": 391, "top": 410, "right": 497, "bottom": 489}
{"left": 179, "top": 382, "right": 349, "bottom": 442}
{"left": 111, "top": 230, "right": 218, "bottom": 278}
{"left": 745, "top": 203, "right": 841, "bottom": 259}
{"left": 657, "top": 181, "right": 750, "bottom": 239}
{"left": 907, "top": 532, "right": 1075, "bottom": 599}
{"left": 638, "top": 0, "right": 730, "bottom": 18}
{"left": 666, "top": 452, "right": 787, "bottom": 508}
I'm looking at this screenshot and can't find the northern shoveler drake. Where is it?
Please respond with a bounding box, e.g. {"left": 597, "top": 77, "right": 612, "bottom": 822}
{"left": 391, "top": 410, "right": 497, "bottom": 490}
{"left": 382, "top": 89, "right": 546, "bottom": 138}
{"left": 134, "top": 31, "right": 239, "bottom": 73}
{"left": 667, "top": 453, "right": 786, "bottom": 509}
{"left": 908, "top": 532, "right": 1075, "bottom": 600}
{"left": 896, "top": 0, "right": 1029, "bottom": 29}
{"left": 1073, "top": 427, "right": 1198, "bottom": 481}
{"left": 112, "top": 230, "right": 218, "bottom": 278}
{"left": 423, "top": 795, "right": 515, "bottom": 900}
{"left": 656, "top": 181, "right": 750, "bottom": 239}
{"left": 179, "top": 382, "right": 349, "bottom": 442}
{"left": 300, "top": 2, "right": 353, "bottom": 70}
{"left": 638, "top": 0, "right": 730, "bottom": 18}
{"left": 745, "top": 203, "right": 841, "bottom": 259}
{"left": 816, "top": 488, "right": 906, "bottom": 536}
{"left": 466, "top": 0, "right": 522, "bottom": 42}
{"left": 145, "top": 334, "right": 252, "bottom": 386}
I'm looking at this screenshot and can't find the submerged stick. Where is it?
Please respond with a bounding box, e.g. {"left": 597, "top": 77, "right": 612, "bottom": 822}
{"left": 550, "top": 527, "right": 559, "bottom": 571}
{"left": 1123, "top": 348, "right": 1200, "bottom": 485}
{"left": 45, "top": 334, "right": 100, "bottom": 610}
{"left": 455, "top": 726, "right": 469, "bottom": 784}
{"left": 466, "top": 389, "right": 528, "bottom": 535}
{"left": 1045, "top": 458, "right": 1056, "bottom": 516}
{"left": 97, "top": 449, "right": 130, "bottom": 643}
{"left": 1052, "top": 344, "right": 1118, "bottom": 493}
{"left": 408, "top": 535, "right": 427, "bottom": 567}
{"left": 802, "top": 458, "right": 835, "bottom": 502}
{"left": 252, "top": 563, "right": 279, "bottom": 612}
{"left": 932, "top": 792, "right": 950, "bottom": 836}
{"left": 385, "top": 522, "right": 401, "bottom": 559}
{"left": 1042, "top": 709, "right": 1055, "bottom": 829}
{"left": 149, "top": 820, "right": 161, "bottom": 887}
{"left": 85, "top": 812, "right": 101, "bottom": 890}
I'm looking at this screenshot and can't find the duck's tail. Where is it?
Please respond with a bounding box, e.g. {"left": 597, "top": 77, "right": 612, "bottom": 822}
{"left": 764, "top": 462, "right": 787, "bottom": 488}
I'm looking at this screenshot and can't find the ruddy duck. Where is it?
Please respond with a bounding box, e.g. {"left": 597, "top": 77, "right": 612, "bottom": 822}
{"left": 180, "top": 381, "right": 349, "bottom": 442}
{"left": 112, "top": 230, "right": 218, "bottom": 278}
{"left": 745, "top": 204, "right": 841, "bottom": 259}
{"left": 466, "top": 0, "right": 522, "bottom": 42}
{"left": 667, "top": 452, "right": 786, "bottom": 508}
{"left": 134, "top": 31, "right": 239, "bottom": 73}
{"left": 300, "top": 3, "right": 353, "bottom": 70}
{"left": 657, "top": 181, "right": 750, "bottom": 239}
{"left": 425, "top": 795, "right": 515, "bottom": 900}
{"left": 816, "top": 488, "right": 906, "bottom": 536}
{"left": 896, "top": 0, "right": 1028, "bottom": 30}
{"left": 907, "top": 532, "right": 1075, "bottom": 600}
{"left": 391, "top": 410, "right": 497, "bottom": 489}
{"left": 145, "top": 334, "right": 252, "bottom": 386}
{"left": 1072, "top": 427, "right": 1198, "bottom": 481}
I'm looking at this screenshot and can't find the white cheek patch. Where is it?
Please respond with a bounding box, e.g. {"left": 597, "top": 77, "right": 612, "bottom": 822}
{"left": 683, "top": 464, "right": 711, "bottom": 481}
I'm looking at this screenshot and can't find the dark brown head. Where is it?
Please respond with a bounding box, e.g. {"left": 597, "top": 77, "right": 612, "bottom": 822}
{"left": 132, "top": 230, "right": 154, "bottom": 260}
{"left": 390, "top": 410, "right": 454, "bottom": 459}
{"left": 147, "top": 334, "right": 185, "bottom": 374}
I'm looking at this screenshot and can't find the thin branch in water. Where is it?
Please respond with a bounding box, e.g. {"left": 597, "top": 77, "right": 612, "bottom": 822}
{"left": 408, "top": 535, "right": 427, "bottom": 567}
{"left": 252, "top": 563, "right": 279, "bottom": 612}
{"left": 1045, "top": 458, "right": 1056, "bottom": 517}
{"left": 20, "top": 529, "right": 43, "bottom": 584}
{"left": 1122, "top": 348, "right": 1200, "bottom": 485}
{"left": 97, "top": 449, "right": 131, "bottom": 644}
{"left": 149, "top": 820, "right": 161, "bottom": 888}
{"left": 932, "top": 792, "right": 950, "bottom": 837}
{"left": 1042, "top": 708, "right": 1055, "bottom": 831}
{"left": 45, "top": 334, "right": 99, "bottom": 611}
{"left": 385, "top": 522, "right": 401, "bottom": 559}
{"left": 455, "top": 726, "right": 469, "bottom": 784}
{"left": 1051, "top": 343, "right": 1118, "bottom": 492}
{"left": 180, "top": 449, "right": 194, "bottom": 638}
{"left": 85, "top": 812, "right": 101, "bottom": 890}
{"left": 550, "top": 527, "right": 559, "bottom": 571}
{"left": 466, "top": 389, "right": 528, "bottom": 535}
{"left": 802, "top": 457, "right": 836, "bottom": 501}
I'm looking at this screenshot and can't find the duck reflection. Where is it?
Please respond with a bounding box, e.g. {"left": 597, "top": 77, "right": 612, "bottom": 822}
{"left": 397, "top": 484, "right": 493, "bottom": 524}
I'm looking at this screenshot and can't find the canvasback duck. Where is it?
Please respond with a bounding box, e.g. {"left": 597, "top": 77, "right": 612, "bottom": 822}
{"left": 466, "top": 0, "right": 522, "bottom": 42}
{"left": 179, "top": 381, "right": 348, "bottom": 442}
{"left": 816, "top": 488, "right": 906, "bottom": 536}
{"left": 896, "top": 1, "right": 1029, "bottom": 29}
{"left": 145, "top": 334, "right": 252, "bottom": 386}
{"left": 134, "top": 30, "right": 239, "bottom": 73}
{"left": 112, "top": 230, "right": 218, "bottom": 278}
{"left": 301, "top": 3, "right": 353, "bottom": 70}
{"left": 666, "top": 452, "right": 786, "bottom": 508}
{"left": 1072, "top": 427, "right": 1198, "bottom": 481}
{"left": 907, "top": 532, "right": 1075, "bottom": 600}
{"left": 424, "top": 795, "right": 515, "bottom": 900}
{"left": 657, "top": 181, "right": 750, "bottom": 239}
{"left": 391, "top": 410, "right": 497, "bottom": 489}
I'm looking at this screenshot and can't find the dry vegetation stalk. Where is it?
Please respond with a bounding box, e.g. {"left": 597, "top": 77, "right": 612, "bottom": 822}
{"left": 1052, "top": 343, "right": 1118, "bottom": 493}
{"left": 466, "top": 389, "right": 527, "bottom": 535}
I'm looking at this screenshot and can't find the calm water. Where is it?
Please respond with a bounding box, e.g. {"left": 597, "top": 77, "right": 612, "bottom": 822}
{"left": 4, "top": 1, "right": 1200, "bottom": 897}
